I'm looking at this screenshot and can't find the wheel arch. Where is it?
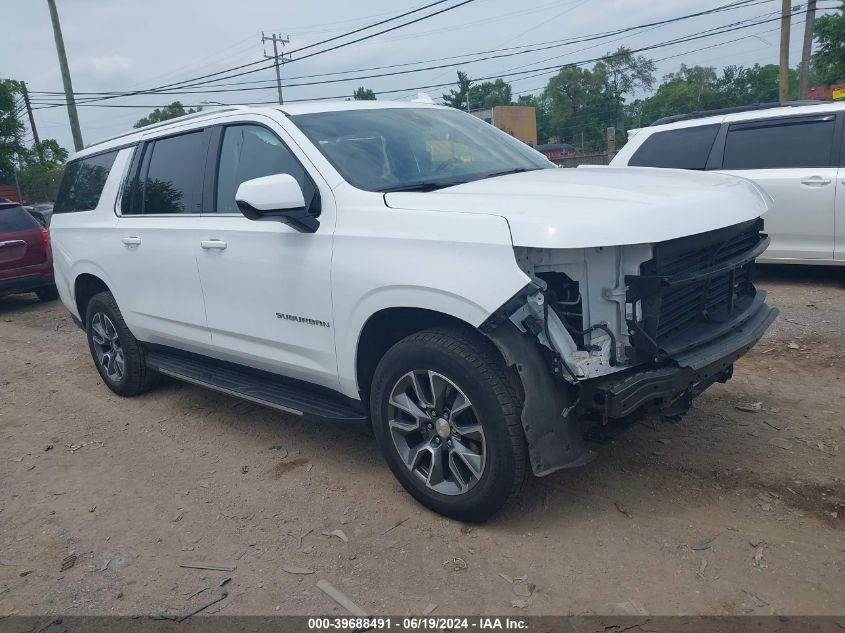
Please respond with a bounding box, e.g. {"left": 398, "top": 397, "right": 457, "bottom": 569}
{"left": 74, "top": 273, "right": 112, "bottom": 323}
{"left": 355, "top": 307, "right": 481, "bottom": 407}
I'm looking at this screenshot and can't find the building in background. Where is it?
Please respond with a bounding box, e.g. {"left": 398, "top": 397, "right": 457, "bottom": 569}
{"left": 807, "top": 83, "right": 845, "bottom": 100}
{"left": 0, "top": 186, "right": 21, "bottom": 202}
{"left": 471, "top": 105, "right": 537, "bottom": 146}
{"left": 535, "top": 142, "right": 576, "bottom": 160}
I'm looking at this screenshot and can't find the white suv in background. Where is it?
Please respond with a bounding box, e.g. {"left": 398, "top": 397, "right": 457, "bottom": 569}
{"left": 50, "top": 102, "right": 776, "bottom": 521}
{"left": 611, "top": 101, "right": 845, "bottom": 266}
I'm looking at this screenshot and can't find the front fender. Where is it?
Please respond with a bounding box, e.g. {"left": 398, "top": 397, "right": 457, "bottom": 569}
{"left": 331, "top": 206, "right": 530, "bottom": 398}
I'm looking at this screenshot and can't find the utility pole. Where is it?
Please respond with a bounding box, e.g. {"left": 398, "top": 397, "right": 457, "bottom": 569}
{"left": 779, "top": 0, "right": 792, "bottom": 102}
{"left": 262, "top": 32, "right": 289, "bottom": 105}
{"left": 799, "top": 0, "right": 817, "bottom": 99}
{"left": 21, "top": 82, "right": 40, "bottom": 147}
{"left": 46, "top": 0, "right": 83, "bottom": 151}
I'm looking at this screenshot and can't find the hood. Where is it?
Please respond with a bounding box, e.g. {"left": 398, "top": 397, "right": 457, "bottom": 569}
{"left": 384, "top": 167, "right": 771, "bottom": 249}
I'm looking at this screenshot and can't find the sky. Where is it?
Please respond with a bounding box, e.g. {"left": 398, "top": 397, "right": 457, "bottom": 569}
{"left": 2, "top": 0, "right": 836, "bottom": 151}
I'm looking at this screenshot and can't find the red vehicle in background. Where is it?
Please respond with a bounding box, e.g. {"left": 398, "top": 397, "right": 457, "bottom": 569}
{"left": 0, "top": 201, "right": 58, "bottom": 302}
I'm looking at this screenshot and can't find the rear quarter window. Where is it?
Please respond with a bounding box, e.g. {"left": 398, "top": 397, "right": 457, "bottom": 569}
{"left": 53, "top": 150, "right": 119, "bottom": 214}
{"left": 0, "top": 206, "right": 40, "bottom": 232}
{"left": 628, "top": 124, "right": 720, "bottom": 170}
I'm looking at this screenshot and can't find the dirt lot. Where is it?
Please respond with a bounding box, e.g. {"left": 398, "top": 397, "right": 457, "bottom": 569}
{"left": 1, "top": 266, "right": 843, "bottom": 617}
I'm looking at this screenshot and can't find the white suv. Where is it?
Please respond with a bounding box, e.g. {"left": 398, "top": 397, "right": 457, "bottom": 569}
{"left": 611, "top": 101, "right": 845, "bottom": 266}
{"left": 50, "top": 101, "right": 776, "bottom": 520}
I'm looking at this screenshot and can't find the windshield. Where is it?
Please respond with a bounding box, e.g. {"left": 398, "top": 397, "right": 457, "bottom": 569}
{"left": 290, "top": 108, "right": 552, "bottom": 192}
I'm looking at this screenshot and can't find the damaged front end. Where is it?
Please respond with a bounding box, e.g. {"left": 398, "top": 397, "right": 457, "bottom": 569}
{"left": 482, "top": 218, "right": 778, "bottom": 477}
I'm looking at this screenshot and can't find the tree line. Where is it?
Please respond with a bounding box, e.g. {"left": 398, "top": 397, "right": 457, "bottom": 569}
{"left": 434, "top": 2, "right": 845, "bottom": 150}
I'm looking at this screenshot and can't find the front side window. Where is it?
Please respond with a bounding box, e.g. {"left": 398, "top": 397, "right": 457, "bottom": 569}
{"left": 54, "top": 150, "right": 118, "bottom": 213}
{"left": 290, "top": 108, "right": 551, "bottom": 192}
{"left": 141, "top": 131, "right": 206, "bottom": 214}
{"left": 722, "top": 116, "right": 835, "bottom": 170}
{"left": 215, "top": 125, "right": 315, "bottom": 213}
{"left": 628, "top": 124, "right": 720, "bottom": 170}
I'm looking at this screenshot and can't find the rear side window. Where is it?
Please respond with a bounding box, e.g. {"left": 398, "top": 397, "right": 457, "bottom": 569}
{"left": 628, "top": 124, "right": 720, "bottom": 170}
{"left": 0, "top": 206, "right": 40, "bottom": 232}
{"left": 142, "top": 131, "right": 206, "bottom": 214}
{"left": 722, "top": 115, "right": 835, "bottom": 170}
{"left": 53, "top": 150, "right": 118, "bottom": 213}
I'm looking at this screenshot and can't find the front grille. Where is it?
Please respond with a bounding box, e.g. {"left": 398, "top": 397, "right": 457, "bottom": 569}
{"left": 626, "top": 219, "right": 767, "bottom": 358}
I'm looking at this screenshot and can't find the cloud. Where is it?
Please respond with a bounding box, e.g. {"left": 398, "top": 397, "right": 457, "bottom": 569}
{"left": 77, "top": 54, "right": 133, "bottom": 78}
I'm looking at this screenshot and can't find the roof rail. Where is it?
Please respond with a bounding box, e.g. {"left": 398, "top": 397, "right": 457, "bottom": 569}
{"left": 85, "top": 106, "right": 251, "bottom": 149}
{"left": 650, "top": 100, "right": 833, "bottom": 126}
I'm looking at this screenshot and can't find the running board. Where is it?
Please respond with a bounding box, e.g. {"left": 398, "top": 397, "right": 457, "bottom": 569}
{"left": 145, "top": 350, "right": 367, "bottom": 422}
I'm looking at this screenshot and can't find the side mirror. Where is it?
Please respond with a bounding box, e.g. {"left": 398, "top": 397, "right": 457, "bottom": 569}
{"left": 235, "top": 174, "right": 319, "bottom": 233}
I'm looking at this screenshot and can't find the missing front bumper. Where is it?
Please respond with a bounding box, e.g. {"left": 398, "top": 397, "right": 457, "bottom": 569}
{"left": 582, "top": 296, "right": 777, "bottom": 420}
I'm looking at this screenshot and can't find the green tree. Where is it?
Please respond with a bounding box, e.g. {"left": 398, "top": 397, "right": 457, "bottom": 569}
{"left": 134, "top": 101, "right": 202, "bottom": 128}
{"left": 352, "top": 87, "right": 377, "bottom": 100}
{"left": 717, "top": 63, "right": 797, "bottom": 105}
{"left": 443, "top": 72, "right": 514, "bottom": 110}
{"left": 542, "top": 65, "right": 613, "bottom": 149}
{"left": 535, "top": 49, "right": 654, "bottom": 149}
{"left": 472, "top": 78, "right": 512, "bottom": 109}
{"left": 27, "top": 139, "right": 68, "bottom": 166}
{"left": 0, "top": 79, "right": 25, "bottom": 184}
{"left": 635, "top": 65, "right": 720, "bottom": 124}
{"left": 442, "top": 71, "right": 474, "bottom": 109}
{"left": 634, "top": 63, "right": 798, "bottom": 127}
{"left": 594, "top": 47, "right": 656, "bottom": 129}
{"left": 17, "top": 139, "right": 69, "bottom": 202}
{"left": 812, "top": 0, "right": 845, "bottom": 85}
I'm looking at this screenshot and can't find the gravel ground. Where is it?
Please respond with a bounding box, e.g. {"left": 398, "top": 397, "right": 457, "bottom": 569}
{"left": 0, "top": 265, "right": 842, "bottom": 617}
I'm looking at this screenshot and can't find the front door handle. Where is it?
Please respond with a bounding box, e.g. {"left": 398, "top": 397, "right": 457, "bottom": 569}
{"left": 200, "top": 239, "right": 227, "bottom": 250}
{"left": 121, "top": 237, "right": 141, "bottom": 247}
{"left": 801, "top": 176, "right": 832, "bottom": 186}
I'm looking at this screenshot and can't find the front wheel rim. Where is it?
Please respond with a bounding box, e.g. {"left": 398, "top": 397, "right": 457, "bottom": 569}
{"left": 387, "top": 370, "right": 486, "bottom": 496}
{"left": 90, "top": 312, "right": 125, "bottom": 382}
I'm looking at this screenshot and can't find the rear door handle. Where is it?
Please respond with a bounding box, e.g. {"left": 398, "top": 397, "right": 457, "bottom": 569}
{"left": 121, "top": 237, "right": 141, "bottom": 246}
{"left": 200, "top": 239, "right": 227, "bottom": 250}
{"left": 801, "top": 176, "right": 832, "bottom": 186}
{"left": 0, "top": 240, "right": 26, "bottom": 249}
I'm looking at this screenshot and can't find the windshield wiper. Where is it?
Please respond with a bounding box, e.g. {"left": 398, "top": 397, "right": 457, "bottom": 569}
{"left": 379, "top": 181, "right": 465, "bottom": 193}
{"left": 481, "top": 167, "right": 539, "bottom": 180}
{"left": 379, "top": 168, "right": 543, "bottom": 192}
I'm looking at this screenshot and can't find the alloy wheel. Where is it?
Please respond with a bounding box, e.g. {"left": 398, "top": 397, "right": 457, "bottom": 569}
{"left": 387, "top": 370, "right": 486, "bottom": 496}
{"left": 90, "top": 312, "right": 125, "bottom": 382}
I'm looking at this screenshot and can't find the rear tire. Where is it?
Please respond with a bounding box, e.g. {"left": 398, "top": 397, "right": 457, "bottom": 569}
{"left": 35, "top": 285, "right": 59, "bottom": 302}
{"left": 85, "top": 291, "right": 157, "bottom": 397}
{"left": 371, "top": 326, "right": 527, "bottom": 522}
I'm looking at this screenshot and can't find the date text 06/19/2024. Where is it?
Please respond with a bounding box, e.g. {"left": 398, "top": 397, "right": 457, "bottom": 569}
{"left": 307, "top": 617, "right": 529, "bottom": 630}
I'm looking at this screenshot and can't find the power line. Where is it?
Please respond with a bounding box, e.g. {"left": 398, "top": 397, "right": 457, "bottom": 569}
{"left": 30, "top": 9, "right": 803, "bottom": 110}
{"left": 29, "top": 0, "right": 478, "bottom": 110}
{"left": 31, "top": 13, "right": 807, "bottom": 112}
{"left": 30, "top": 0, "right": 768, "bottom": 104}
{"left": 513, "top": 16, "right": 805, "bottom": 98}
{"left": 279, "top": 0, "right": 462, "bottom": 36}
{"left": 284, "top": 0, "right": 453, "bottom": 55}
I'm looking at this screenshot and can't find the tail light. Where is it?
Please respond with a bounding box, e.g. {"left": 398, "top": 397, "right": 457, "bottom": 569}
{"left": 41, "top": 227, "right": 54, "bottom": 269}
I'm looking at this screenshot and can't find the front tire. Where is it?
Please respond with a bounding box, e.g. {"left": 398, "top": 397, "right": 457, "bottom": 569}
{"left": 85, "top": 291, "right": 157, "bottom": 397}
{"left": 371, "top": 327, "right": 527, "bottom": 522}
